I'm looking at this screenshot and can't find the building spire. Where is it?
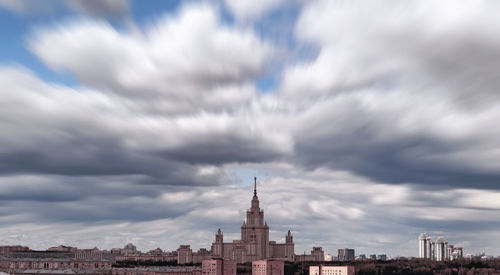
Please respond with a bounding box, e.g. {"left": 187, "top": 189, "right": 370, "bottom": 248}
{"left": 254, "top": 177, "right": 257, "bottom": 196}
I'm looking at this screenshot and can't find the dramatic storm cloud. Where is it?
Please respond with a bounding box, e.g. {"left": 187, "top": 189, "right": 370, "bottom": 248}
{"left": 0, "top": 0, "right": 500, "bottom": 257}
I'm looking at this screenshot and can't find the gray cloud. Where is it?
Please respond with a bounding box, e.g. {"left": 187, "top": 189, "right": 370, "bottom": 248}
{"left": 66, "top": 0, "right": 129, "bottom": 16}
{"left": 0, "top": 0, "right": 129, "bottom": 16}
{"left": 279, "top": 0, "right": 500, "bottom": 189}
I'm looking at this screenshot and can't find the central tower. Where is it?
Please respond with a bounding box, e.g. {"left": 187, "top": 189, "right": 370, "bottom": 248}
{"left": 241, "top": 177, "right": 269, "bottom": 261}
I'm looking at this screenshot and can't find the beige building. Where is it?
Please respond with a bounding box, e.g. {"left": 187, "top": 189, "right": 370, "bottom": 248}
{"left": 252, "top": 260, "right": 283, "bottom": 275}
{"left": 0, "top": 258, "right": 112, "bottom": 272}
{"left": 295, "top": 247, "right": 324, "bottom": 262}
{"left": 309, "top": 265, "right": 354, "bottom": 275}
{"left": 201, "top": 259, "right": 236, "bottom": 275}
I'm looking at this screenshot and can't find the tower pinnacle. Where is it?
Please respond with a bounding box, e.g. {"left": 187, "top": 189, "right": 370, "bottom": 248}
{"left": 254, "top": 177, "right": 257, "bottom": 196}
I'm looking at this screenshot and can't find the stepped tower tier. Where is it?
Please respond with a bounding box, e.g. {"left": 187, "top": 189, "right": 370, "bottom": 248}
{"left": 241, "top": 177, "right": 269, "bottom": 260}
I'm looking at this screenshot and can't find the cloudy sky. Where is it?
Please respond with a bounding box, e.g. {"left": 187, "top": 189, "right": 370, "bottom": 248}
{"left": 1, "top": 0, "right": 500, "bottom": 258}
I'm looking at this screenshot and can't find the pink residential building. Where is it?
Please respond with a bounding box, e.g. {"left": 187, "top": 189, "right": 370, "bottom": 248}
{"left": 252, "top": 260, "right": 284, "bottom": 275}
{"left": 113, "top": 267, "right": 201, "bottom": 275}
{"left": 201, "top": 259, "right": 236, "bottom": 275}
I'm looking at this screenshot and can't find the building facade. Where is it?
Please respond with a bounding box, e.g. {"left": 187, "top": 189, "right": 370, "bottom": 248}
{"left": 0, "top": 246, "right": 30, "bottom": 257}
{"left": 0, "top": 258, "right": 112, "bottom": 273}
{"left": 309, "top": 265, "right": 354, "bottom": 275}
{"left": 113, "top": 267, "right": 201, "bottom": 275}
{"left": 252, "top": 260, "right": 284, "bottom": 275}
{"left": 435, "top": 238, "right": 447, "bottom": 261}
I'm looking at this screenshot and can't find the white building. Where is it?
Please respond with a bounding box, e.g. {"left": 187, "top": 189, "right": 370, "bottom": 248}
{"left": 418, "top": 233, "right": 463, "bottom": 261}
{"left": 435, "top": 238, "right": 447, "bottom": 261}
{"left": 418, "top": 233, "right": 433, "bottom": 259}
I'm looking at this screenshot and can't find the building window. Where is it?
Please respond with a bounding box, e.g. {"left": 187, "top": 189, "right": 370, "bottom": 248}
{"left": 74, "top": 263, "right": 79, "bottom": 268}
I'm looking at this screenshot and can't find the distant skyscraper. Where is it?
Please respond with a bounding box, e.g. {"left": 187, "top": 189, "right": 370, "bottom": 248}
{"left": 377, "top": 254, "right": 387, "bottom": 261}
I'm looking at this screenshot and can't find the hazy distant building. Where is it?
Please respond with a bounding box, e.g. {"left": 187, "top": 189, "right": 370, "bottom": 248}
{"left": 47, "top": 246, "right": 77, "bottom": 253}
{"left": 337, "top": 249, "right": 354, "bottom": 261}
{"left": 450, "top": 247, "right": 463, "bottom": 260}
{"left": 295, "top": 247, "right": 324, "bottom": 262}
{"left": 202, "top": 259, "right": 236, "bottom": 275}
{"left": 0, "top": 246, "right": 29, "bottom": 257}
{"left": 357, "top": 254, "right": 366, "bottom": 260}
{"left": 369, "top": 254, "right": 376, "bottom": 260}
{"left": 309, "top": 265, "right": 354, "bottom": 275}
{"left": 377, "top": 254, "right": 387, "bottom": 261}
{"left": 252, "top": 260, "right": 284, "bottom": 275}
{"left": 324, "top": 254, "right": 333, "bottom": 261}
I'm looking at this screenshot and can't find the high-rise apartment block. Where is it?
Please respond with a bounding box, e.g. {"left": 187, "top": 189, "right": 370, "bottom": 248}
{"left": 418, "top": 233, "right": 463, "bottom": 261}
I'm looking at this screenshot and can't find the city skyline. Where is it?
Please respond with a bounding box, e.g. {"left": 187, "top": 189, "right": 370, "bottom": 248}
{"left": 1, "top": 0, "right": 500, "bottom": 258}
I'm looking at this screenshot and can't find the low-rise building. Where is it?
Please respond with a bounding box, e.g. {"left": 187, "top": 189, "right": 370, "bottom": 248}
{"left": 295, "top": 247, "right": 324, "bottom": 262}
{"left": 0, "top": 246, "right": 30, "bottom": 257}
{"left": 0, "top": 258, "right": 111, "bottom": 273}
{"left": 113, "top": 267, "right": 201, "bottom": 275}
{"left": 309, "top": 265, "right": 354, "bottom": 275}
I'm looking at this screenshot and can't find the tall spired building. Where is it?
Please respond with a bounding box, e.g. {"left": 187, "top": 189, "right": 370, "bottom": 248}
{"left": 211, "top": 178, "right": 294, "bottom": 263}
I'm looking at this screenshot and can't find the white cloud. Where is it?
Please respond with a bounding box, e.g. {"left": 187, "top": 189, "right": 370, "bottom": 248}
{"left": 30, "top": 4, "right": 270, "bottom": 114}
